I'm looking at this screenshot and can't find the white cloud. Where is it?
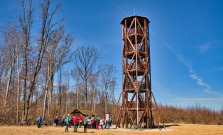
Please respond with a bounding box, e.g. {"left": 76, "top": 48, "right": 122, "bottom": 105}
{"left": 163, "top": 41, "right": 221, "bottom": 97}
{"left": 189, "top": 73, "right": 219, "bottom": 97}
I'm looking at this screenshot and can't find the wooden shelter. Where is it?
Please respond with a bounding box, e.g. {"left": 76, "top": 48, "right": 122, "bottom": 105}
{"left": 71, "top": 109, "right": 96, "bottom": 117}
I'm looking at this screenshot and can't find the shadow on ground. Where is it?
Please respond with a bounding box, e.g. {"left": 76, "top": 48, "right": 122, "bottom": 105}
{"left": 160, "top": 123, "right": 180, "bottom": 128}
{"left": 74, "top": 131, "right": 95, "bottom": 133}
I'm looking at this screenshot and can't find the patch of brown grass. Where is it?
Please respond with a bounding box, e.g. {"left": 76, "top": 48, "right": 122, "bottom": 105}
{"left": 0, "top": 123, "right": 223, "bottom": 135}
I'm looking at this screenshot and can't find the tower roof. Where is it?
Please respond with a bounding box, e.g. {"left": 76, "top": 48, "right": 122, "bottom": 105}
{"left": 121, "top": 15, "right": 150, "bottom": 25}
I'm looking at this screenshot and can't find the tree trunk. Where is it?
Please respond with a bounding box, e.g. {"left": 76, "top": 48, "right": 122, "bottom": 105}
{"left": 76, "top": 88, "right": 79, "bottom": 109}
{"left": 94, "top": 88, "right": 96, "bottom": 112}
{"left": 22, "top": 43, "right": 28, "bottom": 121}
{"left": 16, "top": 43, "right": 22, "bottom": 125}
{"left": 47, "top": 62, "right": 54, "bottom": 118}
{"left": 58, "top": 67, "right": 62, "bottom": 108}
{"left": 16, "top": 69, "right": 20, "bottom": 125}
{"left": 66, "top": 82, "right": 69, "bottom": 114}
{"left": 4, "top": 59, "right": 14, "bottom": 106}
{"left": 85, "top": 75, "right": 88, "bottom": 109}
{"left": 105, "top": 83, "right": 108, "bottom": 115}
{"left": 43, "top": 88, "right": 48, "bottom": 120}
{"left": 48, "top": 62, "right": 54, "bottom": 104}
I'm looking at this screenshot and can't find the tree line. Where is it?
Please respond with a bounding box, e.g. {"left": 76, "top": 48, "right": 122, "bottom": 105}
{"left": 160, "top": 104, "right": 223, "bottom": 125}
{"left": 0, "top": 0, "right": 117, "bottom": 125}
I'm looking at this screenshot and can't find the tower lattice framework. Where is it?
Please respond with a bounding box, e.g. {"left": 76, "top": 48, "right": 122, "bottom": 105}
{"left": 113, "top": 16, "right": 164, "bottom": 129}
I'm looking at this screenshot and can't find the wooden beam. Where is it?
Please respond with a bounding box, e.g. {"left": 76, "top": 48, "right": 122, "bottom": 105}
{"left": 127, "top": 19, "right": 135, "bottom": 35}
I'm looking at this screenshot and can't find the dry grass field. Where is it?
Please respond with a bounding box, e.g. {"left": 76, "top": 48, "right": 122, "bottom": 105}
{"left": 0, "top": 123, "right": 222, "bottom": 135}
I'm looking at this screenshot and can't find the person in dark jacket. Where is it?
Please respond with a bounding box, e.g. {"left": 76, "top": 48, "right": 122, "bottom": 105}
{"left": 60, "top": 116, "right": 65, "bottom": 127}
{"left": 55, "top": 117, "right": 59, "bottom": 127}
{"left": 69, "top": 116, "right": 73, "bottom": 128}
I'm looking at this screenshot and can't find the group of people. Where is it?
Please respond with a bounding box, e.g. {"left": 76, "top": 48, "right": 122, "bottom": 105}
{"left": 38, "top": 114, "right": 112, "bottom": 133}
{"left": 63, "top": 114, "right": 112, "bottom": 133}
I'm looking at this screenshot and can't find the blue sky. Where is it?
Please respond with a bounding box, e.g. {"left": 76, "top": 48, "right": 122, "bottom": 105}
{"left": 0, "top": 0, "right": 223, "bottom": 111}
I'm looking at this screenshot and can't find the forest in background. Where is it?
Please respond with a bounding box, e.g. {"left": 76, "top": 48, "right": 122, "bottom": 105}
{"left": 0, "top": 0, "right": 222, "bottom": 126}
{"left": 0, "top": 0, "right": 116, "bottom": 125}
{"left": 160, "top": 105, "right": 223, "bottom": 125}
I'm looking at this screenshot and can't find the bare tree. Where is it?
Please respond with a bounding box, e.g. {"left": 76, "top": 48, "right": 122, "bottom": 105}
{"left": 46, "top": 26, "right": 73, "bottom": 102}
{"left": 39, "top": 0, "right": 73, "bottom": 120}
{"left": 43, "top": 28, "right": 73, "bottom": 119}
{"left": 0, "top": 41, "right": 9, "bottom": 99}
{"left": 0, "top": 46, "right": 3, "bottom": 94}
{"left": 109, "top": 77, "right": 116, "bottom": 113}
{"left": 73, "top": 47, "right": 98, "bottom": 109}
{"left": 63, "top": 71, "right": 70, "bottom": 114}
{"left": 19, "top": 0, "right": 33, "bottom": 120}
{"left": 58, "top": 66, "right": 63, "bottom": 107}
{"left": 0, "top": 44, "right": 4, "bottom": 94}
{"left": 0, "top": 24, "right": 23, "bottom": 124}
{"left": 1, "top": 25, "right": 17, "bottom": 106}
{"left": 87, "top": 72, "right": 99, "bottom": 112}
{"left": 0, "top": 0, "right": 77, "bottom": 125}
{"left": 98, "top": 64, "right": 116, "bottom": 115}
{"left": 19, "top": 0, "right": 59, "bottom": 120}
{"left": 14, "top": 27, "right": 23, "bottom": 125}
{"left": 71, "top": 69, "right": 81, "bottom": 109}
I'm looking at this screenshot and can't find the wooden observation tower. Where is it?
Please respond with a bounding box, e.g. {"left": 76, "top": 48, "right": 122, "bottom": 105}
{"left": 113, "top": 16, "right": 164, "bottom": 129}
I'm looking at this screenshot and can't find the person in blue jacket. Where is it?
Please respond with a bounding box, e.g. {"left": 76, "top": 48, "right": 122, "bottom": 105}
{"left": 37, "top": 116, "right": 42, "bottom": 128}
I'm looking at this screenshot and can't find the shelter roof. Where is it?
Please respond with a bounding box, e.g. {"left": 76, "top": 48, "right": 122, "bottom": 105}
{"left": 71, "top": 109, "right": 96, "bottom": 116}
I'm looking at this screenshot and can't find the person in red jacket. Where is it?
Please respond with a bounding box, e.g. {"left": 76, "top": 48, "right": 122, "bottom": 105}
{"left": 73, "top": 115, "right": 78, "bottom": 132}
{"left": 79, "top": 115, "right": 83, "bottom": 128}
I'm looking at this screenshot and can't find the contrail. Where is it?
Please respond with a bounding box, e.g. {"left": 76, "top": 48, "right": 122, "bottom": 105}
{"left": 161, "top": 40, "right": 221, "bottom": 97}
